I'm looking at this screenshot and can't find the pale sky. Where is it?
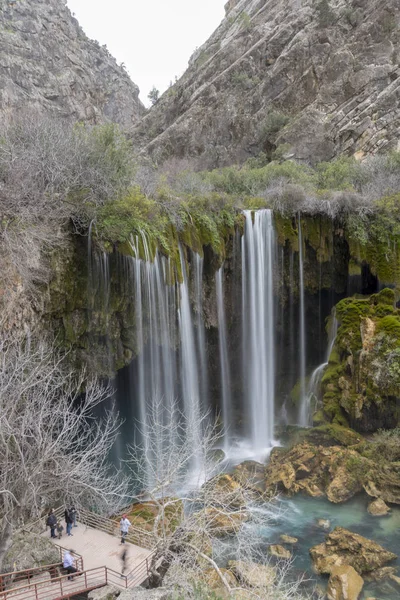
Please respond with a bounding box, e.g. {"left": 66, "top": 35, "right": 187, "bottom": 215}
{"left": 66, "top": 0, "right": 226, "bottom": 106}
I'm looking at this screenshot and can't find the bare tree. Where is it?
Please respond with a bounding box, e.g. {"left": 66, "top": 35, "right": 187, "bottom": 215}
{"left": 126, "top": 400, "right": 315, "bottom": 599}
{"left": 0, "top": 112, "right": 135, "bottom": 326}
{"left": 0, "top": 336, "right": 129, "bottom": 569}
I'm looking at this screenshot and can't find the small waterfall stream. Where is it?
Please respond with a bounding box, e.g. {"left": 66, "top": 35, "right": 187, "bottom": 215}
{"left": 299, "top": 310, "right": 339, "bottom": 426}
{"left": 193, "top": 253, "right": 209, "bottom": 414}
{"left": 216, "top": 267, "right": 232, "bottom": 452}
{"left": 298, "top": 215, "right": 307, "bottom": 426}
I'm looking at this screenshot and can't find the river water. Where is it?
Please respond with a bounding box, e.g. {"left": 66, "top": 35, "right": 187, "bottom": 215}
{"left": 215, "top": 492, "right": 400, "bottom": 599}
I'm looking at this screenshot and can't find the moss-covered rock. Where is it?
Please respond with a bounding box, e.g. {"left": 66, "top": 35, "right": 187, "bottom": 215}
{"left": 310, "top": 527, "right": 397, "bottom": 575}
{"left": 321, "top": 289, "right": 400, "bottom": 432}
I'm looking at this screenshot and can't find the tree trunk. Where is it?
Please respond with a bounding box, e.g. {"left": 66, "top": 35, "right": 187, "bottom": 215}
{"left": 0, "top": 522, "right": 13, "bottom": 572}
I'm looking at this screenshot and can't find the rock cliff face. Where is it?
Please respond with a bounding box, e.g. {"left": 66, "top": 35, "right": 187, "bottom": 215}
{"left": 0, "top": 0, "right": 143, "bottom": 127}
{"left": 134, "top": 0, "right": 400, "bottom": 166}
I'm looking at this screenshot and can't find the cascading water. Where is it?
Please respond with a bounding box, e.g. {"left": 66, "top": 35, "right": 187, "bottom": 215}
{"left": 242, "top": 210, "right": 276, "bottom": 453}
{"left": 178, "top": 246, "right": 203, "bottom": 472}
{"left": 193, "top": 253, "right": 209, "bottom": 414}
{"left": 298, "top": 215, "right": 307, "bottom": 425}
{"left": 216, "top": 267, "right": 232, "bottom": 452}
{"left": 299, "top": 310, "right": 339, "bottom": 426}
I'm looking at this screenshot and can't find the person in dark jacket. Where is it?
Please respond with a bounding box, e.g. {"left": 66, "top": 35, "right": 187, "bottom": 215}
{"left": 64, "top": 507, "right": 73, "bottom": 536}
{"left": 46, "top": 509, "right": 57, "bottom": 539}
{"left": 70, "top": 505, "right": 77, "bottom": 527}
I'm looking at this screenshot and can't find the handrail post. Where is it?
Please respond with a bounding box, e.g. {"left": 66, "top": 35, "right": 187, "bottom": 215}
{"left": 35, "top": 583, "right": 38, "bottom": 600}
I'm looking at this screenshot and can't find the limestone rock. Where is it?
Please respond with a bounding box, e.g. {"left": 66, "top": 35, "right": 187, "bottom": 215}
{"left": 279, "top": 534, "right": 298, "bottom": 544}
{"left": 203, "top": 473, "right": 247, "bottom": 509}
{"left": 118, "top": 590, "right": 172, "bottom": 600}
{"left": 0, "top": 0, "right": 143, "bottom": 128}
{"left": 264, "top": 440, "right": 400, "bottom": 505}
{"left": 269, "top": 544, "right": 292, "bottom": 559}
{"left": 390, "top": 573, "right": 400, "bottom": 586}
{"left": 363, "top": 470, "right": 400, "bottom": 505}
{"left": 264, "top": 442, "right": 365, "bottom": 503}
{"left": 365, "top": 566, "right": 397, "bottom": 581}
{"left": 204, "top": 568, "right": 238, "bottom": 598}
{"left": 88, "top": 587, "right": 119, "bottom": 600}
{"left": 327, "top": 565, "right": 364, "bottom": 600}
{"left": 317, "top": 519, "right": 331, "bottom": 530}
{"left": 232, "top": 460, "right": 267, "bottom": 496}
{"left": 310, "top": 527, "right": 397, "bottom": 575}
{"left": 228, "top": 560, "right": 276, "bottom": 588}
{"left": 3, "top": 531, "right": 59, "bottom": 573}
{"left": 367, "top": 498, "right": 391, "bottom": 516}
{"left": 202, "top": 507, "right": 248, "bottom": 536}
{"left": 134, "top": 0, "right": 400, "bottom": 166}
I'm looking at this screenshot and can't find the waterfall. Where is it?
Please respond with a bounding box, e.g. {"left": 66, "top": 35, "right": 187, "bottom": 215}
{"left": 242, "top": 210, "right": 276, "bottom": 452}
{"left": 193, "top": 253, "right": 209, "bottom": 413}
{"left": 178, "top": 247, "right": 203, "bottom": 472}
{"left": 216, "top": 267, "right": 232, "bottom": 452}
{"left": 128, "top": 236, "right": 179, "bottom": 486}
{"left": 298, "top": 215, "right": 307, "bottom": 425}
{"left": 299, "top": 310, "right": 338, "bottom": 426}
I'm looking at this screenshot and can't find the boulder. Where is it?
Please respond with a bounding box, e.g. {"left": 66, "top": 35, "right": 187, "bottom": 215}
{"left": 227, "top": 560, "right": 276, "bottom": 588}
{"left": 327, "top": 565, "right": 363, "bottom": 600}
{"left": 232, "top": 461, "right": 266, "bottom": 496}
{"left": 317, "top": 519, "right": 331, "bottom": 530}
{"left": 390, "top": 573, "right": 400, "bottom": 586}
{"left": 365, "top": 566, "right": 397, "bottom": 581}
{"left": 202, "top": 507, "right": 248, "bottom": 536}
{"left": 367, "top": 498, "right": 390, "bottom": 516}
{"left": 269, "top": 544, "right": 292, "bottom": 559}
{"left": 203, "top": 473, "right": 247, "bottom": 509}
{"left": 3, "top": 531, "right": 59, "bottom": 573}
{"left": 326, "top": 466, "right": 363, "bottom": 503}
{"left": 88, "top": 587, "right": 119, "bottom": 600}
{"left": 118, "top": 589, "right": 172, "bottom": 600}
{"left": 310, "top": 527, "right": 397, "bottom": 574}
{"left": 204, "top": 568, "right": 237, "bottom": 599}
{"left": 279, "top": 534, "right": 298, "bottom": 544}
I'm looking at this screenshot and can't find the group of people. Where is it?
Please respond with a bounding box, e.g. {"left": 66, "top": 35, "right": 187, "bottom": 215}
{"left": 46, "top": 505, "right": 77, "bottom": 539}
{"left": 47, "top": 508, "right": 133, "bottom": 578}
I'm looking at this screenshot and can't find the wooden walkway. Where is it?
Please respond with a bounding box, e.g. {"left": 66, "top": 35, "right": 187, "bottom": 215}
{"left": 0, "top": 513, "right": 156, "bottom": 600}
{"left": 43, "top": 523, "right": 152, "bottom": 573}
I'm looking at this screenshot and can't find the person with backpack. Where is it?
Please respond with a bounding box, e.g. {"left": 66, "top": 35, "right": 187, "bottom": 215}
{"left": 46, "top": 509, "right": 57, "bottom": 539}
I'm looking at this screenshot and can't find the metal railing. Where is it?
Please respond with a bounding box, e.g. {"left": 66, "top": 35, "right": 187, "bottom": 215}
{"left": 0, "top": 551, "right": 84, "bottom": 594}
{"left": 0, "top": 553, "right": 156, "bottom": 600}
{"left": 0, "top": 566, "right": 107, "bottom": 600}
{"left": 29, "top": 505, "right": 154, "bottom": 550}
{"left": 78, "top": 507, "right": 154, "bottom": 549}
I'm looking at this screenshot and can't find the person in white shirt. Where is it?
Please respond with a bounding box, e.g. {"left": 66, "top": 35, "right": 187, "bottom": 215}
{"left": 63, "top": 550, "right": 77, "bottom": 579}
{"left": 119, "top": 514, "right": 131, "bottom": 544}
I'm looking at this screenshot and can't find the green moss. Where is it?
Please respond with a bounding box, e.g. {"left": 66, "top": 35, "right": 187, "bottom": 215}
{"left": 376, "top": 315, "right": 400, "bottom": 338}
{"left": 335, "top": 297, "right": 370, "bottom": 353}
{"left": 290, "top": 379, "right": 304, "bottom": 405}
{"left": 371, "top": 288, "right": 395, "bottom": 306}
{"left": 311, "top": 424, "right": 361, "bottom": 446}
{"left": 312, "top": 410, "right": 326, "bottom": 426}
{"left": 322, "top": 391, "right": 349, "bottom": 427}
{"left": 346, "top": 194, "right": 400, "bottom": 287}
